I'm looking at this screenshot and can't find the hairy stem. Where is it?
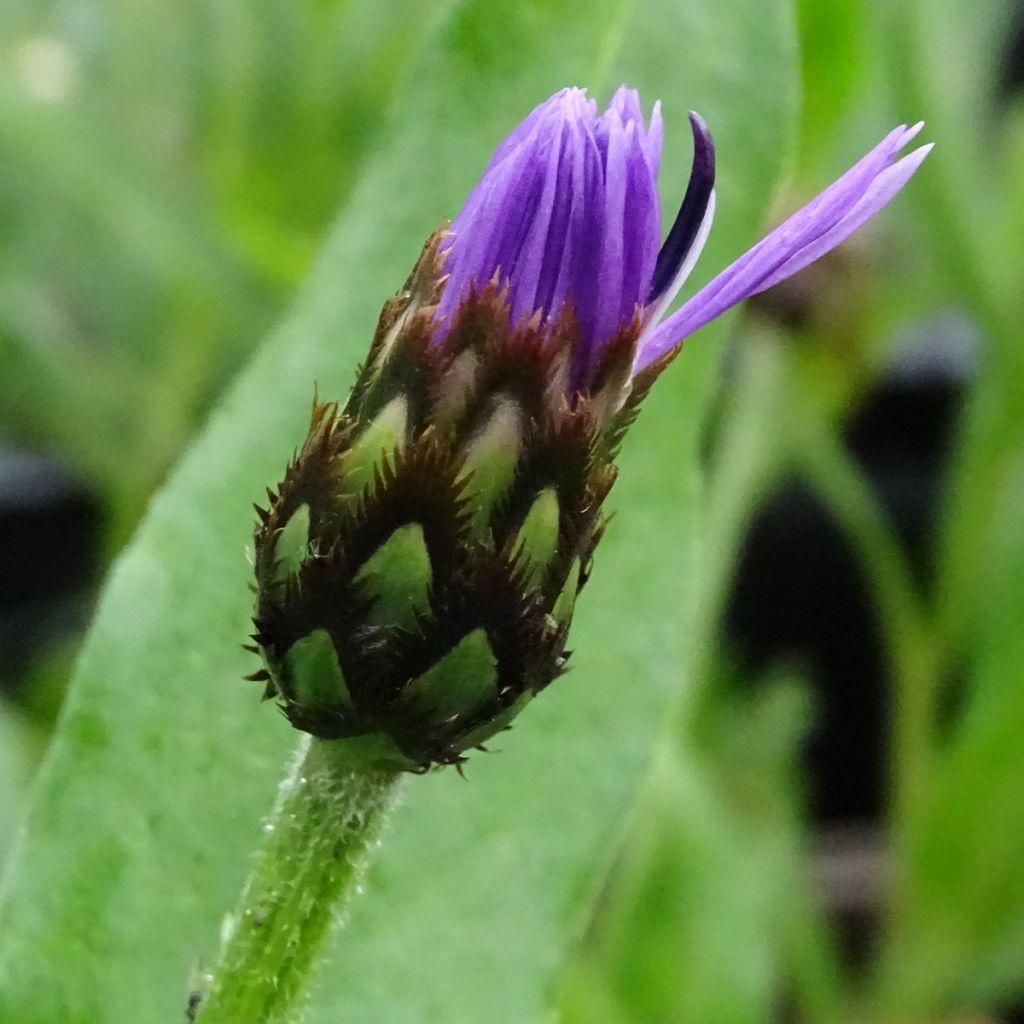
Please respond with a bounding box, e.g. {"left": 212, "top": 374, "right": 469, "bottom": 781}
{"left": 195, "top": 736, "right": 403, "bottom": 1024}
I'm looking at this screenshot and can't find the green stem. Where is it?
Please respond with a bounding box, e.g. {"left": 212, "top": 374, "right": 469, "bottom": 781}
{"left": 196, "top": 736, "right": 403, "bottom": 1024}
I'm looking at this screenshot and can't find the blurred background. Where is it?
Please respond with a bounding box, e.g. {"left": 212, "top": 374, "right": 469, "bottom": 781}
{"left": 1, "top": 0, "right": 1023, "bottom": 1021}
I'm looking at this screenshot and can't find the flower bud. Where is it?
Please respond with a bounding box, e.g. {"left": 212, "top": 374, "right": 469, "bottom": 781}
{"left": 248, "top": 86, "right": 930, "bottom": 770}
{"left": 251, "top": 232, "right": 636, "bottom": 769}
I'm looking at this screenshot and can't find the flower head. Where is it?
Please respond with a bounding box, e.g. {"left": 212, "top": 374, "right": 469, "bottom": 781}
{"left": 437, "top": 86, "right": 929, "bottom": 384}
{"left": 249, "top": 86, "right": 930, "bottom": 770}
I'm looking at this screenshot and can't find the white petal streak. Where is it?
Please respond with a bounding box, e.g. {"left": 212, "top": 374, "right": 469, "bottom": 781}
{"left": 635, "top": 189, "right": 716, "bottom": 361}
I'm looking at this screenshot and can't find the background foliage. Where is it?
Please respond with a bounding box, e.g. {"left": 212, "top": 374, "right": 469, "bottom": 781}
{"left": 0, "top": 0, "right": 1021, "bottom": 1021}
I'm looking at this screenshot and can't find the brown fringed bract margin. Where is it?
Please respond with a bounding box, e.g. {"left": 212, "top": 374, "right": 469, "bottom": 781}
{"left": 250, "top": 231, "right": 646, "bottom": 770}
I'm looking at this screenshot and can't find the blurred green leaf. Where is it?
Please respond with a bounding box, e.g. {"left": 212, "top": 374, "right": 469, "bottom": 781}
{"left": 0, "top": 704, "right": 35, "bottom": 859}
{"left": 0, "top": 1, "right": 797, "bottom": 1021}
{"left": 883, "top": 0, "right": 1009, "bottom": 328}
{"left": 561, "top": 677, "right": 817, "bottom": 1024}
{"left": 0, "top": 0, "right": 450, "bottom": 531}
{"left": 878, "top": 19, "right": 1024, "bottom": 1016}
{"left": 884, "top": 0, "right": 1024, "bottom": 661}
{"left": 795, "top": 0, "right": 866, "bottom": 163}
{"left": 560, "top": 337, "right": 849, "bottom": 1024}
{"left": 875, "top": 471, "right": 1024, "bottom": 1015}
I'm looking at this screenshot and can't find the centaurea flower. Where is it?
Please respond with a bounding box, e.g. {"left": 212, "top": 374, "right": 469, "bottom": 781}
{"left": 249, "top": 86, "right": 930, "bottom": 769}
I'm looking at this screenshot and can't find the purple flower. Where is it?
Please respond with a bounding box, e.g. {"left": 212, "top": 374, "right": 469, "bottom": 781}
{"left": 437, "top": 86, "right": 932, "bottom": 386}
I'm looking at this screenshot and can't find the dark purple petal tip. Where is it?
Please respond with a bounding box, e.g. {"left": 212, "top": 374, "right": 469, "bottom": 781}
{"left": 647, "top": 111, "right": 716, "bottom": 304}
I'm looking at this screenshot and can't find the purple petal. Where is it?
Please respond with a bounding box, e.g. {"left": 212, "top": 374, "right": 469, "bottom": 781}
{"left": 437, "top": 93, "right": 576, "bottom": 324}
{"left": 647, "top": 111, "right": 716, "bottom": 304}
{"left": 647, "top": 101, "right": 664, "bottom": 180}
{"left": 663, "top": 123, "right": 921, "bottom": 321}
{"left": 605, "top": 84, "right": 645, "bottom": 127}
{"left": 644, "top": 189, "right": 716, "bottom": 332}
{"left": 756, "top": 143, "right": 933, "bottom": 291}
{"left": 634, "top": 124, "right": 931, "bottom": 372}
{"left": 474, "top": 88, "right": 584, "bottom": 182}
{"left": 593, "top": 112, "right": 629, "bottom": 335}
{"left": 572, "top": 102, "right": 662, "bottom": 386}
{"left": 593, "top": 123, "right": 659, "bottom": 328}
{"left": 508, "top": 118, "right": 574, "bottom": 320}
{"left": 602, "top": 88, "right": 663, "bottom": 185}
{"left": 620, "top": 120, "right": 661, "bottom": 315}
